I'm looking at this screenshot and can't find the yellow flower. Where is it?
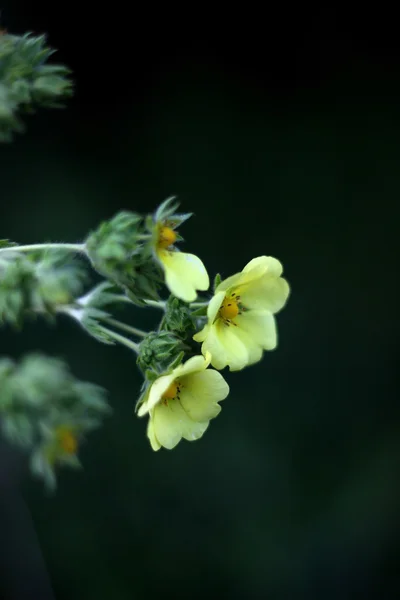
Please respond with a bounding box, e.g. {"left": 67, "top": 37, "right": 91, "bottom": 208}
{"left": 44, "top": 425, "right": 79, "bottom": 465}
{"left": 155, "top": 224, "right": 209, "bottom": 302}
{"left": 137, "top": 352, "right": 229, "bottom": 451}
{"left": 193, "top": 256, "right": 290, "bottom": 371}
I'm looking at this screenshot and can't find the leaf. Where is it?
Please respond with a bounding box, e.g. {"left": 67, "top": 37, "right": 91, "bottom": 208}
{"left": 81, "top": 316, "right": 116, "bottom": 345}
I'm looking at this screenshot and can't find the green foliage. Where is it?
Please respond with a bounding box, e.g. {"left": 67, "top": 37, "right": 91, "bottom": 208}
{"left": 0, "top": 353, "right": 110, "bottom": 489}
{"left": 86, "top": 211, "right": 164, "bottom": 305}
{"left": 0, "top": 32, "right": 73, "bottom": 141}
{"left": 32, "top": 249, "right": 87, "bottom": 311}
{"left": 0, "top": 249, "right": 87, "bottom": 326}
{"left": 0, "top": 251, "right": 37, "bottom": 326}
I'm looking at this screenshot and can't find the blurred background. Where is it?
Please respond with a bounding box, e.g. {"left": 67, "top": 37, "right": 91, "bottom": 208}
{"left": 0, "top": 5, "right": 399, "bottom": 599}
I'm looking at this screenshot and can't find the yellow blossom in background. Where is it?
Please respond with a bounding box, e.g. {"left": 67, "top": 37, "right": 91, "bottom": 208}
{"left": 193, "top": 256, "right": 290, "bottom": 371}
{"left": 44, "top": 425, "right": 80, "bottom": 465}
{"left": 137, "top": 352, "right": 229, "bottom": 450}
{"left": 155, "top": 224, "right": 209, "bottom": 302}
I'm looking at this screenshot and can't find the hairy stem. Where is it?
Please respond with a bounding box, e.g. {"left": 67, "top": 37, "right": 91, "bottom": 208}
{"left": 100, "top": 317, "right": 148, "bottom": 338}
{"left": 0, "top": 243, "right": 86, "bottom": 254}
{"left": 145, "top": 299, "right": 166, "bottom": 309}
{"left": 96, "top": 325, "right": 140, "bottom": 354}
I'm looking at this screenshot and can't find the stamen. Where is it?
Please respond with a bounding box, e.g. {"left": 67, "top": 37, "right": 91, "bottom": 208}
{"left": 57, "top": 429, "right": 78, "bottom": 455}
{"left": 158, "top": 226, "right": 177, "bottom": 249}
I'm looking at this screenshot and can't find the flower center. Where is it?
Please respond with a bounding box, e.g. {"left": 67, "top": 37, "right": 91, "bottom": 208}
{"left": 162, "top": 380, "right": 178, "bottom": 400}
{"left": 219, "top": 296, "right": 240, "bottom": 320}
{"left": 57, "top": 428, "right": 78, "bottom": 455}
{"left": 158, "top": 226, "right": 177, "bottom": 249}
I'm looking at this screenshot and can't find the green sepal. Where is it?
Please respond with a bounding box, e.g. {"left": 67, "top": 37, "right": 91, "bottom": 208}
{"left": 190, "top": 305, "right": 208, "bottom": 317}
{"left": 213, "top": 273, "right": 222, "bottom": 291}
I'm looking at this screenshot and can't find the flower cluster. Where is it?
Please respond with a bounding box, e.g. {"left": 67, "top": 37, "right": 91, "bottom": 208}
{"left": 0, "top": 195, "right": 290, "bottom": 485}
{"left": 1, "top": 25, "right": 290, "bottom": 489}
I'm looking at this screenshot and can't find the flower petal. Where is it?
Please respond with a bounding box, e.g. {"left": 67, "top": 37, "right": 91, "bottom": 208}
{"left": 193, "top": 293, "right": 225, "bottom": 343}
{"left": 173, "top": 352, "right": 211, "bottom": 378}
{"left": 202, "top": 321, "right": 250, "bottom": 371}
{"left": 152, "top": 401, "right": 209, "bottom": 449}
{"left": 215, "top": 272, "right": 244, "bottom": 294}
{"left": 229, "top": 326, "right": 264, "bottom": 367}
{"left": 147, "top": 418, "right": 161, "bottom": 451}
{"left": 243, "top": 256, "right": 283, "bottom": 277}
{"left": 206, "top": 291, "right": 225, "bottom": 322}
{"left": 158, "top": 249, "right": 209, "bottom": 302}
{"left": 216, "top": 257, "right": 282, "bottom": 295}
{"left": 179, "top": 369, "right": 229, "bottom": 421}
{"left": 137, "top": 372, "right": 175, "bottom": 416}
{"left": 236, "top": 310, "right": 277, "bottom": 350}
{"left": 239, "top": 276, "right": 290, "bottom": 313}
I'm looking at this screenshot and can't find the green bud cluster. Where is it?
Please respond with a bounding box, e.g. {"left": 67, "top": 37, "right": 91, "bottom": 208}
{"left": 86, "top": 211, "right": 164, "bottom": 306}
{"left": 137, "top": 330, "right": 186, "bottom": 376}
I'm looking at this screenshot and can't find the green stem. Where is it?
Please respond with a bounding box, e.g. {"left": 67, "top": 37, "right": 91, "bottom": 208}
{"left": 100, "top": 317, "right": 148, "bottom": 338}
{"left": 96, "top": 325, "right": 140, "bottom": 354}
{"left": 145, "top": 299, "right": 166, "bottom": 309}
{"left": 190, "top": 301, "right": 209, "bottom": 308}
{"left": 0, "top": 243, "right": 86, "bottom": 254}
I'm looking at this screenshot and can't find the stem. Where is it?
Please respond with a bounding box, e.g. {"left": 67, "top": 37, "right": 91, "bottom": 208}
{"left": 0, "top": 243, "right": 86, "bottom": 254}
{"left": 96, "top": 325, "right": 140, "bottom": 354}
{"left": 145, "top": 299, "right": 166, "bottom": 309}
{"left": 100, "top": 317, "right": 148, "bottom": 338}
{"left": 190, "top": 301, "right": 209, "bottom": 308}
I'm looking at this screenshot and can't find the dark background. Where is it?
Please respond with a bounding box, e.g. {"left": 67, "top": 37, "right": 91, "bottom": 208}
{"left": 0, "top": 5, "right": 399, "bottom": 599}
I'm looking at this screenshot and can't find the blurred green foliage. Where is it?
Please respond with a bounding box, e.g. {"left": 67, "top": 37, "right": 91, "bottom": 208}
{"left": 0, "top": 9, "right": 399, "bottom": 600}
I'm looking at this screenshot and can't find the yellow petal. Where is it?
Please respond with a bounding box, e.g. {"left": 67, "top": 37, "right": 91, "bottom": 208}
{"left": 236, "top": 310, "right": 277, "bottom": 350}
{"left": 152, "top": 401, "right": 209, "bottom": 449}
{"left": 147, "top": 417, "right": 161, "bottom": 451}
{"left": 158, "top": 249, "right": 209, "bottom": 302}
{"left": 193, "top": 322, "right": 209, "bottom": 343}
{"left": 173, "top": 352, "right": 211, "bottom": 379}
{"left": 215, "top": 272, "right": 243, "bottom": 294}
{"left": 202, "top": 321, "right": 250, "bottom": 371}
{"left": 206, "top": 291, "right": 225, "bottom": 322}
{"left": 137, "top": 372, "right": 175, "bottom": 416}
{"left": 216, "top": 257, "right": 282, "bottom": 295}
{"left": 179, "top": 369, "right": 229, "bottom": 421}
{"left": 239, "top": 276, "right": 290, "bottom": 313}
{"left": 242, "top": 256, "right": 283, "bottom": 278}
{"left": 229, "top": 326, "right": 264, "bottom": 367}
{"left": 193, "top": 293, "right": 225, "bottom": 343}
